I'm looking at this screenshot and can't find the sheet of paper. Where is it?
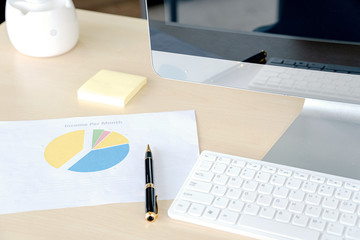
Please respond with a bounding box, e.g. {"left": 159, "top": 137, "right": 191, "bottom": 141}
{"left": 0, "top": 110, "right": 199, "bottom": 214}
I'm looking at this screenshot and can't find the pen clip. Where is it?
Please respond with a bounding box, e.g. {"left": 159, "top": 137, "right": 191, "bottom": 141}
{"left": 154, "top": 195, "right": 158, "bottom": 214}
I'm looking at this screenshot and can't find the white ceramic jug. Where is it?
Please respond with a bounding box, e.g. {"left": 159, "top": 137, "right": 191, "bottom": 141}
{"left": 6, "top": 0, "right": 79, "bottom": 57}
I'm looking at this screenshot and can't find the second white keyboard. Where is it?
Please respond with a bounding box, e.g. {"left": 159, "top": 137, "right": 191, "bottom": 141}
{"left": 248, "top": 65, "right": 360, "bottom": 104}
{"left": 168, "top": 151, "right": 360, "bottom": 240}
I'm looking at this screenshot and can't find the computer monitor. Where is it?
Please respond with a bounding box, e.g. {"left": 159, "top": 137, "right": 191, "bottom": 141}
{"left": 145, "top": 0, "right": 360, "bottom": 180}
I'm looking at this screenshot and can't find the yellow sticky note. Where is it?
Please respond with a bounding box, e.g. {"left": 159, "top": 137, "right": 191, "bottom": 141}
{"left": 78, "top": 70, "right": 147, "bottom": 107}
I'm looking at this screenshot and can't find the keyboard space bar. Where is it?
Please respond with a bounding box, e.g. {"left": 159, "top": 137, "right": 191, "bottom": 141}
{"left": 237, "top": 215, "right": 319, "bottom": 240}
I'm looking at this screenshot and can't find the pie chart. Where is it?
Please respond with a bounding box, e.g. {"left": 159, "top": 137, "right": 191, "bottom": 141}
{"left": 44, "top": 129, "right": 130, "bottom": 172}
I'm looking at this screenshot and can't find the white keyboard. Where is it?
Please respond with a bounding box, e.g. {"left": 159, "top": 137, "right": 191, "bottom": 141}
{"left": 168, "top": 151, "right": 360, "bottom": 240}
{"left": 248, "top": 66, "right": 360, "bottom": 104}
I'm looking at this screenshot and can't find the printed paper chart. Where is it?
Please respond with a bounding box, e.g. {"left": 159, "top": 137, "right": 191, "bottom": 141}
{"left": 44, "top": 129, "right": 129, "bottom": 172}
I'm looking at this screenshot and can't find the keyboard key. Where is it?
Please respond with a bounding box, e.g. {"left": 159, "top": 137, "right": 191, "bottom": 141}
{"left": 217, "top": 157, "right": 231, "bottom": 164}
{"left": 181, "top": 190, "right": 214, "bottom": 205}
{"left": 213, "top": 174, "right": 229, "bottom": 185}
{"left": 173, "top": 200, "right": 190, "bottom": 213}
{"left": 228, "top": 177, "right": 243, "bottom": 188}
{"left": 326, "top": 222, "right": 344, "bottom": 236}
{"left": 272, "top": 198, "right": 288, "bottom": 210}
{"left": 273, "top": 186, "right": 289, "bottom": 198}
{"left": 305, "top": 205, "right": 322, "bottom": 218}
{"left": 305, "top": 193, "right": 322, "bottom": 205}
{"left": 231, "top": 159, "right": 246, "bottom": 168}
{"left": 344, "top": 182, "right": 360, "bottom": 191}
{"left": 203, "top": 206, "right": 220, "bottom": 220}
{"left": 289, "top": 190, "right": 305, "bottom": 202}
{"left": 241, "top": 191, "right": 257, "bottom": 203}
{"left": 327, "top": 178, "right": 342, "bottom": 187}
{"left": 322, "top": 209, "right": 340, "bottom": 222}
{"left": 345, "top": 227, "right": 360, "bottom": 240}
{"left": 212, "top": 162, "right": 227, "bottom": 174}
{"left": 294, "top": 172, "right": 308, "bottom": 180}
{"left": 288, "top": 201, "right": 305, "bottom": 214}
{"left": 270, "top": 175, "right": 286, "bottom": 186}
{"left": 309, "top": 218, "right": 326, "bottom": 231}
{"left": 308, "top": 63, "right": 324, "bottom": 69}
{"left": 254, "top": 171, "right": 271, "bottom": 183}
{"left": 193, "top": 171, "right": 214, "bottom": 182}
{"left": 243, "top": 203, "right": 260, "bottom": 215}
{"left": 261, "top": 165, "right": 276, "bottom": 173}
{"left": 302, "top": 182, "right": 318, "bottom": 193}
{"left": 228, "top": 200, "right": 244, "bottom": 212}
{"left": 322, "top": 197, "right": 339, "bottom": 209}
{"left": 275, "top": 210, "right": 292, "bottom": 223}
{"left": 211, "top": 185, "right": 227, "bottom": 196}
{"left": 283, "top": 60, "right": 296, "bottom": 65}
{"left": 201, "top": 153, "right": 216, "bottom": 161}
{"left": 295, "top": 61, "right": 308, "bottom": 68}
{"left": 257, "top": 183, "right": 274, "bottom": 195}
{"left": 240, "top": 168, "right": 256, "bottom": 180}
{"left": 219, "top": 209, "right": 239, "bottom": 224}
{"left": 189, "top": 203, "right": 205, "bottom": 217}
{"left": 318, "top": 185, "right": 335, "bottom": 196}
{"left": 334, "top": 188, "right": 351, "bottom": 200}
{"left": 268, "top": 58, "right": 283, "bottom": 64}
{"left": 226, "top": 188, "right": 242, "bottom": 199}
{"left": 242, "top": 180, "right": 258, "bottom": 191}
{"left": 213, "top": 197, "right": 229, "bottom": 209}
{"left": 187, "top": 180, "right": 213, "bottom": 193}
{"left": 320, "top": 233, "right": 342, "bottom": 240}
{"left": 252, "top": 76, "right": 268, "bottom": 85}
{"left": 225, "top": 166, "right": 241, "bottom": 176}
{"left": 277, "top": 169, "right": 292, "bottom": 177}
{"left": 339, "top": 201, "right": 356, "bottom": 213}
{"left": 246, "top": 162, "right": 261, "bottom": 170}
{"left": 267, "top": 77, "right": 282, "bottom": 87}
{"left": 310, "top": 175, "right": 325, "bottom": 183}
{"left": 352, "top": 192, "right": 360, "bottom": 203}
{"left": 339, "top": 213, "right": 357, "bottom": 226}
{"left": 256, "top": 194, "right": 273, "bottom": 206}
{"left": 198, "top": 160, "right": 213, "bottom": 171}
{"left": 237, "top": 215, "right": 320, "bottom": 240}
{"left": 259, "top": 207, "right": 276, "bottom": 219}
{"left": 292, "top": 214, "right": 309, "bottom": 227}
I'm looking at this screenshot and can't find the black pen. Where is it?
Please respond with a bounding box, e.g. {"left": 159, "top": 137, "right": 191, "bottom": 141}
{"left": 243, "top": 50, "right": 267, "bottom": 64}
{"left": 145, "top": 144, "right": 158, "bottom": 222}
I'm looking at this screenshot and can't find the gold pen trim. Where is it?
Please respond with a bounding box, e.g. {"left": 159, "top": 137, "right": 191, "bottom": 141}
{"left": 145, "top": 183, "right": 155, "bottom": 189}
{"left": 145, "top": 212, "right": 158, "bottom": 222}
{"left": 145, "top": 195, "right": 158, "bottom": 222}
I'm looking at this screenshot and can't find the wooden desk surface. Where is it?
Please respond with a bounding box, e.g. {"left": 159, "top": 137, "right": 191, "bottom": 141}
{"left": 0, "top": 10, "right": 304, "bottom": 240}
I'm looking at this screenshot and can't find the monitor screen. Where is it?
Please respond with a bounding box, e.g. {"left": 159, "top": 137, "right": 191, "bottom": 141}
{"left": 146, "top": 0, "right": 360, "bottom": 180}
{"left": 147, "top": 0, "right": 360, "bottom": 104}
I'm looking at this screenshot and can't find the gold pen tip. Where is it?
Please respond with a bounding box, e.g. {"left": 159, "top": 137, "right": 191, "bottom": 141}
{"left": 146, "top": 144, "right": 151, "bottom": 152}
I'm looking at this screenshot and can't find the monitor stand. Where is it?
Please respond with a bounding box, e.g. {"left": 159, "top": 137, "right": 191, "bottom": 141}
{"left": 262, "top": 98, "right": 360, "bottom": 181}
